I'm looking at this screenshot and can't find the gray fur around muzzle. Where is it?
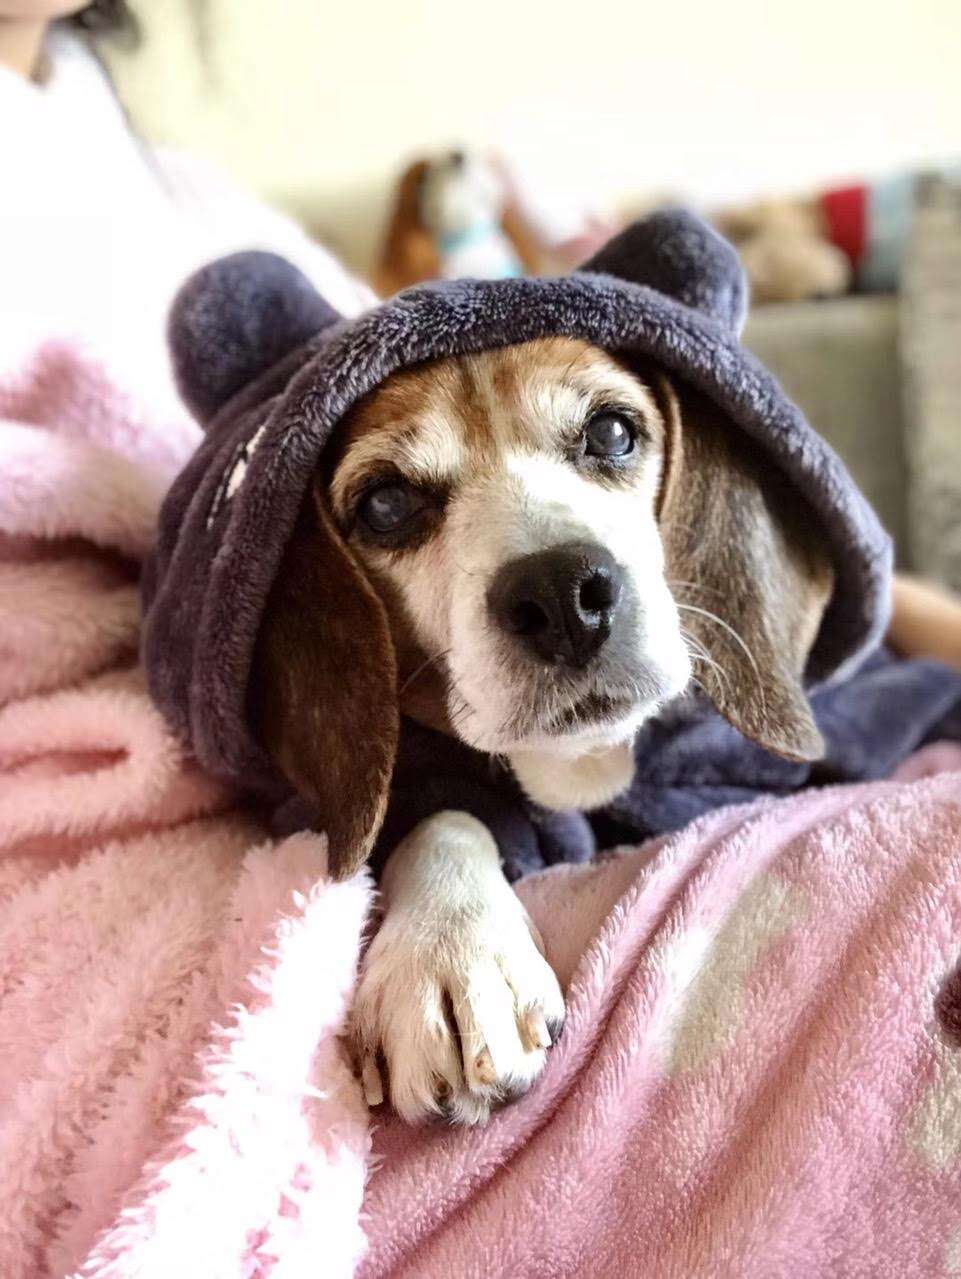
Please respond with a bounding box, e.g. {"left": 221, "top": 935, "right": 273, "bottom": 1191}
{"left": 141, "top": 209, "right": 892, "bottom": 811}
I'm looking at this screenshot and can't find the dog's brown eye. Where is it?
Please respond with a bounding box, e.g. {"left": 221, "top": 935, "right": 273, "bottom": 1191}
{"left": 358, "top": 481, "right": 424, "bottom": 534}
{"left": 584, "top": 412, "right": 634, "bottom": 458}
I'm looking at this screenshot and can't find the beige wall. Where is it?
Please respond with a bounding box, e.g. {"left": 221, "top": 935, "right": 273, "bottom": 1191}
{"left": 107, "top": 0, "right": 961, "bottom": 272}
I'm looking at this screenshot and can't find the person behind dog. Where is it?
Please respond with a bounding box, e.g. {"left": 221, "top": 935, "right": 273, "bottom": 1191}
{"left": 0, "top": 0, "right": 374, "bottom": 426}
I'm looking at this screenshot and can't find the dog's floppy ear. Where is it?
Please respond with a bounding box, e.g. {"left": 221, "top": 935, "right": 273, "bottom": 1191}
{"left": 249, "top": 486, "right": 399, "bottom": 878}
{"left": 374, "top": 158, "right": 441, "bottom": 296}
{"left": 169, "top": 251, "right": 342, "bottom": 424}
{"left": 581, "top": 207, "right": 749, "bottom": 334}
{"left": 588, "top": 211, "right": 830, "bottom": 758}
{"left": 651, "top": 370, "right": 833, "bottom": 762}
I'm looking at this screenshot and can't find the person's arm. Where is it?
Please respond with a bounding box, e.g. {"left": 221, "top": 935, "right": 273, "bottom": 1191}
{"left": 889, "top": 574, "right": 961, "bottom": 668}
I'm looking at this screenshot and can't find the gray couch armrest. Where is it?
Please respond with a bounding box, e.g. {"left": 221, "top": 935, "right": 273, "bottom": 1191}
{"left": 745, "top": 295, "right": 907, "bottom": 559}
{"left": 899, "top": 178, "right": 961, "bottom": 591}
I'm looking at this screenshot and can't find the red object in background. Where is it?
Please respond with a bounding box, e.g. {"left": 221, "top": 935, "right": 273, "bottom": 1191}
{"left": 820, "top": 184, "right": 868, "bottom": 269}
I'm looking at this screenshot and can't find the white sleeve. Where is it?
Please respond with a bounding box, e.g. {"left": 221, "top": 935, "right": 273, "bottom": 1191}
{"left": 153, "top": 148, "right": 378, "bottom": 318}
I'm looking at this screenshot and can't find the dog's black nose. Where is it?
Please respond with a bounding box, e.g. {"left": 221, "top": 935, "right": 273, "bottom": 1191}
{"left": 488, "top": 542, "right": 624, "bottom": 667}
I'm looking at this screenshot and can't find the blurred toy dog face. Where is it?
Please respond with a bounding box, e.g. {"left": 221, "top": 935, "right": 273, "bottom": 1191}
{"left": 418, "top": 150, "right": 505, "bottom": 239}
{"left": 328, "top": 338, "right": 692, "bottom": 770}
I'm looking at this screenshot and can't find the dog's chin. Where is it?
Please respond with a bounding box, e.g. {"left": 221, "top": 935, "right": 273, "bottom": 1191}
{"left": 544, "top": 689, "right": 643, "bottom": 738}
{"left": 458, "top": 696, "right": 656, "bottom": 812}
{"left": 507, "top": 737, "right": 637, "bottom": 811}
{"left": 452, "top": 687, "right": 653, "bottom": 755}
{"left": 514, "top": 694, "right": 651, "bottom": 754}
{"left": 504, "top": 647, "right": 693, "bottom": 754}
{"left": 447, "top": 646, "right": 692, "bottom": 808}
{"left": 500, "top": 695, "right": 647, "bottom": 811}
{"left": 450, "top": 649, "right": 690, "bottom": 808}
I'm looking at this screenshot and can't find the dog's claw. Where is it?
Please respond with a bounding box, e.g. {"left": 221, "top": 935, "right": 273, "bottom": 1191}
{"left": 521, "top": 1007, "right": 552, "bottom": 1051}
{"left": 470, "top": 1046, "right": 497, "bottom": 1087}
{"left": 361, "top": 1052, "right": 384, "bottom": 1107}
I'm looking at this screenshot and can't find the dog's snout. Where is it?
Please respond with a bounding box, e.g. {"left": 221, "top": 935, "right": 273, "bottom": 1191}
{"left": 488, "top": 542, "right": 624, "bottom": 667}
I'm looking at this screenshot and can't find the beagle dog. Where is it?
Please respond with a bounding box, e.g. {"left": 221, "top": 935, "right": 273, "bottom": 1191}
{"left": 252, "top": 335, "right": 834, "bottom": 1124}
{"left": 146, "top": 214, "right": 892, "bottom": 1128}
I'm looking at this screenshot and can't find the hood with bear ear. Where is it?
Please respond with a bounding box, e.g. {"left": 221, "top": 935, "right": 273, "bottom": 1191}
{"left": 141, "top": 210, "right": 892, "bottom": 869}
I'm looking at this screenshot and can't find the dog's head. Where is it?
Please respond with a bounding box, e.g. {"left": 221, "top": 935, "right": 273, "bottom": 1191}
{"left": 252, "top": 336, "right": 832, "bottom": 836}
{"left": 153, "top": 211, "right": 889, "bottom": 881}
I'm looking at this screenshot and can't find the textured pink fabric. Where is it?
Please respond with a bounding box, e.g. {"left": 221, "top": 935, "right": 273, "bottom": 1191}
{"left": 362, "top": 768, "right": 961, "bottom": 1277}
{"left": 0, "top": 345, "right": 371, "bottom": 1278}
{"left": 3, "top": 339, "right": 961, "bottom": 1278}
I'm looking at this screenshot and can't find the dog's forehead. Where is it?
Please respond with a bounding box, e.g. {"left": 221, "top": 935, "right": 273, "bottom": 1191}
{"left": 334, "top": 338, "right": 651, "bottom": 486}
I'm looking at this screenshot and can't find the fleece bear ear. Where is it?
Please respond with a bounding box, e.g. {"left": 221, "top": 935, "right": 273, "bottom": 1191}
{"left": 168, "top": 251, "right": 342, "bottom": 424}
{"left": 579, "top": 208, "right": 749, "bottom": 334}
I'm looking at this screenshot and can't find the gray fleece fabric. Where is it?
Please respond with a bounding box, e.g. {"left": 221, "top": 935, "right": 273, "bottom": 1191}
{"left": 141, "top": 210, "right": 900, "bottom": 873}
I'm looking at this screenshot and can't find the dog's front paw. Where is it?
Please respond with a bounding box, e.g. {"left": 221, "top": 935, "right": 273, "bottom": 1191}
{"left": 353, "top": 908, "right": 564, "bottom": 1124}
{"left": 351, "top": 820, "right": 565, "bottom": 1124}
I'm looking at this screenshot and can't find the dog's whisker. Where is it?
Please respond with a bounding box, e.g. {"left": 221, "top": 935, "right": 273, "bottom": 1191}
{"left": 675, "top": 603, "right": 762, "bottom": 683}
{"left": 690, "top": 654, "right": 732, "bottom": 697}
{"left": 444, "top": 678, "right": 490, "bottom": 747}
{"left": 452, "top": 559, "right": 485, "bottom": 580}
{"left": 679, "top": 626, "right": 732, "bottom": 696}
{"left": 447, "top": 701, "right": 472, "bottom": 731}
{"left": 400, "top": 648, "right": 452, "bottom": 695}
{"left": 667, "top": 578, "right": 726, "bottom": 599}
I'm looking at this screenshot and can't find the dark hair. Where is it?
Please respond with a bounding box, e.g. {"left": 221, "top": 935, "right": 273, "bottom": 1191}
{"left": 69, "top": 0, "right": 138, "bottom": 42}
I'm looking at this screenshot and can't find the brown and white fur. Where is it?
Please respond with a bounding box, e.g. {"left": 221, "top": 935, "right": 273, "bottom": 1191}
{"left": 253, "top": 337, "right": 836, "bottom": 1124}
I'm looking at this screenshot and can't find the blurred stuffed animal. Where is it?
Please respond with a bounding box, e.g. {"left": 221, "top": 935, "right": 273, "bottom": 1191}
{"left": 714, "top": 197, "right": 852, "bottom": 304}
{"left": 716, "top": 165, "right": 961, "bottom": 304}
{"left": 376, "top": 150, "right": 543, "bottom": 295}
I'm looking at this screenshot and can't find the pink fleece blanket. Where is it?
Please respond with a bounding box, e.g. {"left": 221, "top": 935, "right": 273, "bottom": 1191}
{"left": 3, "top": 341, "right": 961, "bottom": 1279}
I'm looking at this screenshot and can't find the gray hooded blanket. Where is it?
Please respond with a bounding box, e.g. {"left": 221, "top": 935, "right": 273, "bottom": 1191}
{"left": 142, "top": 210, "right": 961, "bottom": 879}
